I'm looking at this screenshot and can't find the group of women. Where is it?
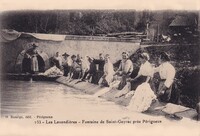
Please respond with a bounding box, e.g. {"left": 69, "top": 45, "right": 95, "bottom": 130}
{"left": 52, "top": 50, "right": 176, "bottom": 103}
{"left": 23, "top": 43, "right": 176, "bottom": 103}
{"left": 56, "top": 53, "right": 115, "bottom": 87}
{"left": 114, "top": 51, "right": 176, "bottom": 103}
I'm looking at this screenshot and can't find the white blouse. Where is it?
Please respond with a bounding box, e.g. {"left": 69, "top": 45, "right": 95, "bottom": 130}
{"left": 118, "top": 59, "right": 133, "bottom": 74}
{"left": 138, "top": 61, "right": 154, "bottom": 77}
{"left": 104, "top": 61, "right": 114, "bottom": 76}
{"left": 155, "top": 62, "right": 176, "bottom": 88}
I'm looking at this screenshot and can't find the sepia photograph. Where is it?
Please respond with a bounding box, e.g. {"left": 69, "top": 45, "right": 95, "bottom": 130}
{"left": 0, "top": 0, "right": 199, "bottom": 136}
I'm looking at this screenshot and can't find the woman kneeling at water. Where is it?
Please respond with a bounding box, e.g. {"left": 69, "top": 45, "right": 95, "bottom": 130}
{"left": 98, "top": 54, "right": 115, "bottom": 87}
{"left": 69, "top": 55, "right": 82, "bottom": 79}
{"left": 115, "top": 53, "right": 154, "bottom": 98}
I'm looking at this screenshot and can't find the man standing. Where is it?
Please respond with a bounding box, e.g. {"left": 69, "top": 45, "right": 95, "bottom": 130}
{"left": 26, "top": 43, "right": 39, "bottom": 74}
{"left": 154, "top": 52, "right": 176, "bottom": 102}
{"left": 86, "top": 56, "right": 98, "bottom": 84}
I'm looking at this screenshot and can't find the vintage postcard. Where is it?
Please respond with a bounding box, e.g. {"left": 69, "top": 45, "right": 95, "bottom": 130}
{"left": 0, "top": 0, "right": 199, "bottom": 136}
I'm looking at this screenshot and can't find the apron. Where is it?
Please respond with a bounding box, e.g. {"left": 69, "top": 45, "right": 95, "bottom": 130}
{"left": 31, "top": 55, "right": 39, "bottom": 72}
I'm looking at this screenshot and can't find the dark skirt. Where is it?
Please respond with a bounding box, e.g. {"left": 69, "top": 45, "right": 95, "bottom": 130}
{"left": 72, "top": 71, "right": 81, "bottom": 79}
{"left": 96, "top": 71, "right": 104, "bottom": 83}
{"left": 63, "top": 65, "right": 70, "bottom": 76}
{"left": 118, "top": 75, "right": 128, "bottom": 90}
{"left": 91, "top": 73, "right": 99, "bottom": 84}
{"left": 22, "top": 58, "right": 31, "bottom": 73}
{"left": 130, "top": 76, "right": 147, "bottom": 91}
{"left": 157, "top": 80, "right": 172, "bottom": 102}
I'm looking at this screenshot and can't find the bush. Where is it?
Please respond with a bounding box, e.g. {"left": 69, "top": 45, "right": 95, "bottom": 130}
{"left": 120, "top": 44, "right": 200, "bottom": 108}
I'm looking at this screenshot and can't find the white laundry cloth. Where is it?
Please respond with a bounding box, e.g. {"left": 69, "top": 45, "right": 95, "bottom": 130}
{"left": 127, "top": 82, "right": 156, "bottom": 112}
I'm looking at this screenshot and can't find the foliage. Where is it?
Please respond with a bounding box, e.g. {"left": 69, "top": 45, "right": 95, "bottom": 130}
{"left": 127, "top": 45, "right": 200, "bottom": 108}
{"left": 0, "top": 10, "right": 198, "bottom": 35}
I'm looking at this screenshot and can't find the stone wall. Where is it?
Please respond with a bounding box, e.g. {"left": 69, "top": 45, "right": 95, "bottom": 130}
{"left": 1, "top": 36, "right": 140, "bottom": 73}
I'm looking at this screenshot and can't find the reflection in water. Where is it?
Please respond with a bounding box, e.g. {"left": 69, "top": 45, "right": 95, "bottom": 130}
{"left": 0, "top": 80, "right": 199, "bottom": 136}
{"left": 1, "top": 80, "right": 135, "bottom": 120}
{"left": 1, "top": 80, "right": 198, "bottom": 125}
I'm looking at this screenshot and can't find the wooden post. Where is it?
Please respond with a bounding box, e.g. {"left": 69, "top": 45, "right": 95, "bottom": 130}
{"left": 198, "top": 11, "right": 200, "bottom": 32}
{"left": 146, "top": 22, "right": 149, "bottom": 40}
{"left": 157, "top": 24, "right": 160, "bottom": 43}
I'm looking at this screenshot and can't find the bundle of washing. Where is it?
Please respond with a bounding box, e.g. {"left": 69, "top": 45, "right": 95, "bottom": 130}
{"left": 43, "top": 66, "right": 63, "bottom": 77}
{"left": 127, "top": 82, "right": 156, "bottom": 112}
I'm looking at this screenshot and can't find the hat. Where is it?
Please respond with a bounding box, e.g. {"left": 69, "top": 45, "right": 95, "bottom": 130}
{"left": 160, "top": 52, "right": 170, "bottom": 61}
{"left": 62, "top": 53, "right": 70, "bottom": 57}
{"left": 71, "top": 55, "right": 76, "bottom": 59}
{"left": 32, "top": 43, "right": 38, "bottom": 47}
